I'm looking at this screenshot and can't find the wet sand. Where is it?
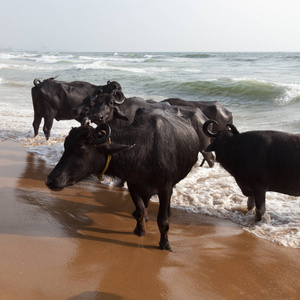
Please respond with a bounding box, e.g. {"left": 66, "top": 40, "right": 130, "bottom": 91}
{"left": 0, "top": 140, "right": 300, "bottom": 299}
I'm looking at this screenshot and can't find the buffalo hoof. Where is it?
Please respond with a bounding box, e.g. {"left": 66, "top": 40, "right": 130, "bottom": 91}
{"left": 255, "top": 213, "right": 262, "bottom": 222}
{"left": 159, "top": 240, "right": 172, "bottom": 252}
{"left": 133, "top": 226, "right": 145, "bottom": 237}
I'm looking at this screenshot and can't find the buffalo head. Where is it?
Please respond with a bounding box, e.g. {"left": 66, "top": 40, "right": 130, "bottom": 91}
{"left": 101, "top": 81, "right": 125, "bottom": 104}
{"left": 88, "top": 92, "right": 129, "bottom": 124}
{"left": 203, "top": 120, "right": 240, "bottom": 152}
{"left": 72, "top": 80, "right": 125, "bottom": 118}
{"left": 46, "top": 118, "right": 133, "bottom": 191}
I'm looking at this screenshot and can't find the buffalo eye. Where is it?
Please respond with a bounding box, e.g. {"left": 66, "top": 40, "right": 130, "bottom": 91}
{"left": 76, "top": 145, "right": 87, "bottom": 154}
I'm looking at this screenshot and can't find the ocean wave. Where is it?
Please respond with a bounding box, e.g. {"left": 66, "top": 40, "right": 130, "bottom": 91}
{"left": 0, "top": 62, "right": 58, "bottom": 72}
{"left": 0, "top": 52, "right": 87, "bottom": 64}
{"left": 156, "top": 78, "right": 300, "bottom": 104}
{"left": 78, "top": 55, "right": 99, "bottom": 61}
{"left": 0, "top": 52, "right": 24, "bottom": 60}
{"left": 74, "top": 61, "right": 148, "bottom": 73}
{"left": 0, "top": 63, "right": 11, "bottom": 69}
{"left": 29, "top": 54, "right": 77, "bottom": 64}
{"left": 178, "top": 53, "right": 213, "bottom": 59}
{"left": 0, "top": 52, "right": 63, "bottom": 62}
{"left": 274, "top": 83, "right": 300, "bottom": 105}
{"left": 74, "top": 61, "right": 107, "bottom": 70}
{"left": 113, "top": 53, "right": 163, "bottom": 60}
{"left": 285, "top": 55, "right": 300, "bottom": 59}
{"left": 102, "top": 56, "right": 151, "bottom": 63}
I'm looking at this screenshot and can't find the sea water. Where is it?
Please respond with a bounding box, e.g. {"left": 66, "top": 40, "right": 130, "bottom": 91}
{"left": 1, "top": 51, "right": 300, "bottom": 248}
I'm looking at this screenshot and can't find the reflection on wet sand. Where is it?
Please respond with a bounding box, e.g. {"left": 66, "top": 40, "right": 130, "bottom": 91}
{"left": 1, "top": 141, "right": 300, "bottom": 299}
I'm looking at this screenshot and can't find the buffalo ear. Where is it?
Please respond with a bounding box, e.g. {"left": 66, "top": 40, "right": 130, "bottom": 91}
{"left": 113, "top": 106, "right": 129, "bottom": 121}
{"left": 99, "top": 143, "right": 135, "bottom": 155}
{"left": 204, "top": 143, "right": 215, "bottom": 152}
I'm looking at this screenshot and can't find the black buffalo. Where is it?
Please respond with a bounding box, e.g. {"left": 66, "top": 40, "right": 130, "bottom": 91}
{"left": 46, "top": 109, "right": 200, "bottom": 250}
{"left": 78, "top": 93, "right": 215, "bottom": 167}
{"left": 31, "top": 78, "right": 125, "bottom": 139}
{"left": 162, "top": 98, "right": 233, "bottom": 131}
{"left": 203, "top": 120, "right": 300, "bottom": 221}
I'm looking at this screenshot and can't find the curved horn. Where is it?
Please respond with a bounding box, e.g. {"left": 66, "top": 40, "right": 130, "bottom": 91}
{"left": 94, "top": 123, "right": 112, "bottom": 144}
{"left": 33, "top": 78, "right": 41, "bottom": 87}
{"left": 203, "top": 120, "right": 219, "bottom": 138}
{"left": 113, "top": 90, "right": 126, "bottom": 105}
{"left": 81, "top": 117, "right": 90, "bottom": 126}
{"left": 226, "top": 123, "right": 240, "bottom": 135}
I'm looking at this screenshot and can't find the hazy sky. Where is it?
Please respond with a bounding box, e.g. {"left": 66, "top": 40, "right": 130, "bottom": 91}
{"left": 1, "top": 0, "right": 300, "bottom": 52}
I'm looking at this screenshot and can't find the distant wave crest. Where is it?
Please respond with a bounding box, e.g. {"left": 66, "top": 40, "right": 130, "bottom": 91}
{"left": 162, "top": 78, "right": 300, "bottom": 105}
{"left": 178, "top": 53, "right": 213, "bottom": 59}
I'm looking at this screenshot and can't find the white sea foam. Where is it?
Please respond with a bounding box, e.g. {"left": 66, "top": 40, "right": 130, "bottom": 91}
{"left": 274, "top": 82, "right": 300, "bottom": 105}
{"left": 29, "top": 143, "right": 64, "bottom": 165}
{"left": 0, "top": 53, "right": 19, "bottom": 60}
{"left": 28, "top": 54, "right": 74, "bottom": 64}
{"left": 74, "top": 61, "right": 107, "bottom": 70}
{"left": 0, "top": 62, "right": 58, "bottom": 71}
{"left": 75, "top": 61, "right": 147, "bottom": 73}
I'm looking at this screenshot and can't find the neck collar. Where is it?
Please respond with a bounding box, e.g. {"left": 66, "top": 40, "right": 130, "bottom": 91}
{"left": 97, "top": 138, "right": 112, "bottom": 181}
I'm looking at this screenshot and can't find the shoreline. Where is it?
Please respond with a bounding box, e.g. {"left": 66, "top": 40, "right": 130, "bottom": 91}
{"left": 0, "top": 140, "right": 300, "bottom": 299}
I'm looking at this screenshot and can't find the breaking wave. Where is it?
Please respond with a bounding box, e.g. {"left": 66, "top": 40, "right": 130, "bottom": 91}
{"left": 177, "top": 53, "right": 214, "bottom": 59}
{"left": 150, "top": 78, "right": 300, "bottom": 105}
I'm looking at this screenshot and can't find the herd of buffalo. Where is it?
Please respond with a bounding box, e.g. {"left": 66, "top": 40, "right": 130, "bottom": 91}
{"left": 31, "top": 77, "right": 300, "bottom": 251}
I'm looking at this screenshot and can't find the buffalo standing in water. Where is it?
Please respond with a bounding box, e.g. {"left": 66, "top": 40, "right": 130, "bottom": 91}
{"left": 203, "top": 120, "right": 300, "bottom": 221}
{"left": 31, "top": 78, "right": 124, "bottom": 139}
{"left": 46, "top": 109, "right": 200, "bottom": 250}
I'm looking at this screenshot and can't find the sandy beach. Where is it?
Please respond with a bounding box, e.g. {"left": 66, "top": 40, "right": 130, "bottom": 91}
{"left": 0, "top": 140, "right": 300, "bottom": 299}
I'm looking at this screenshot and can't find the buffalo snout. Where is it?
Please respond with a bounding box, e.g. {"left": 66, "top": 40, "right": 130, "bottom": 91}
{"left": 91, "top": 113, "right": 105, "bottom": 124}
{"left": 45, "top": 174, "right": 65, "bottom": 191}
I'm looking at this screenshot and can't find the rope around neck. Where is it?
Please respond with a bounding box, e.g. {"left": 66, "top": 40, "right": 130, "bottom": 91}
{"left": 97, "top": 138, "right": 112, "bottom": 181}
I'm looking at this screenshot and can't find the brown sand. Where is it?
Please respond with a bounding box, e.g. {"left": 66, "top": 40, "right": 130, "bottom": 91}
{"left": 0, "top": 140, "right": 300, "bottom": 299}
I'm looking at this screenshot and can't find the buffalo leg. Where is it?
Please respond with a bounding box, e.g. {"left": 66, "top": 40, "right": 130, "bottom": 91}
{"left": 141, "top": 196, "right": 150, "bottom": 222}
{"left": 43, "top": 116, "right": 54, "bottom": 140}
{"left": 247, "top": 195, "right": 255, "bottom": 211}
{"left": 200, "top": 152, "right": 215, "bottom": 168}
{"left": 157, "top": 186, "right": 173, "bottom": 251}
{"left": 128, "top": 185, "right": 146, "bottom": 236}
{"left": 168, "top": 202, "right": 172, "bottom": 218}
{"left": 32, "top": 112, "right": 42, "bottom": 137}
{"left": 253, "top": 189, "right": 266, "bottom": 221}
